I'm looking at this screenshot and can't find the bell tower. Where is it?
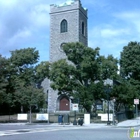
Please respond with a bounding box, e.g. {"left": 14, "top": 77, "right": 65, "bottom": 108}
{"left": 48, "top": 0, "right": 88, "bottom": 112}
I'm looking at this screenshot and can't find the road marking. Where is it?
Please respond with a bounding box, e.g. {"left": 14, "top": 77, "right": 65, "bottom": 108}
{"left": 0, "top": 125, "right": 129, "bottom": 136}
{"left": 0, "top": 127, "right": 82, "bottom": 136}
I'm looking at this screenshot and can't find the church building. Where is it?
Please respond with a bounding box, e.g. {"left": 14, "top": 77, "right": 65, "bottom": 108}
{"left": 47, "top": 0, "right": 88, "bottom": 113}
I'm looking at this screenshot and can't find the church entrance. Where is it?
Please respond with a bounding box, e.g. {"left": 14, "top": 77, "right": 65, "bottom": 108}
{"left": 60, "top": 97, "right": 70, "bottom": 111}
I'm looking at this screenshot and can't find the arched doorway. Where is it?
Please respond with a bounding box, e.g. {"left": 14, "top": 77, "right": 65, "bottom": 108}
{"left": 60, "top": 97, "right": 70, "bottom": 111}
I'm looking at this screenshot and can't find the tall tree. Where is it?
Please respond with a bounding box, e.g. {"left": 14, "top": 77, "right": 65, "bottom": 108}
{"left": 0, "top": 48, "right": 50, "bottom": 115}
{"left": 120, "top": 41, "right": 140, "bottom": 100}
{"left": 113, "top": 82, "right": 136, "bottom": 109}
{"left": 14, "top": 83, "right": 45, "bottom": 123}
{"left": 9, "top": 48, "right": 45, "bottom": 113}
{"left": 50, "top": 42, "right": 102, "bottom": 112}
{"left": 120, "top": 42, "right": 140, "bottom": 80}
{"left": 0, "top": 55, "right": 9, "bottom": 104}
{"left": 50, "top": 42, "right": 120, "bottom": 112}
{"left": 10, "top": 48, "right": 39, "bottom": 86}
{"left": 100, "top": 55, "right": 119, "bottom": 107}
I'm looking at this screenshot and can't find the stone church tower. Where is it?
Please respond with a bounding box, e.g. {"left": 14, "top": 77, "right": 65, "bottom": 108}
{"left": 48, "top": 0, "right": 88, "bottom": 113}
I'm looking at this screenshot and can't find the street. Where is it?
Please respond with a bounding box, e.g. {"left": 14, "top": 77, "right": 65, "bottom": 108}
{"left": 0, "top": 124, "right": 138, "bottom": 140}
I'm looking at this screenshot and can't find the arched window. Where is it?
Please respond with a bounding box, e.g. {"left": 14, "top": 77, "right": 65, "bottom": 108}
{"left": 60, "top": 19, "right": 68, "bottom": 33}
{"left": 82, "top": 22, "right": 85, "bottom": 35}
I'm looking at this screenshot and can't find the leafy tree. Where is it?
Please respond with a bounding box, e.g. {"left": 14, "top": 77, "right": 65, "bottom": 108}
{"left": 0, "top": 55, "right": 9, "bottom": 104}
{"left": 35, "top": 61, "right": 50, "bottom": 84}
{"left": 120, "top": 42, "right": 140, "bottom": 80}
{"left": 10, "top": 48, "right": 39, "bottom": 85}
{"left": 0, "top": 48, "right": 49, "bottom": 115}
{"left": 9, "top": 48, "right": 45, "bottom": 113}
{"left": 100, "top": 55, "right": 118, "bottom": 80}
{"left": 50, "top": 42, "right": 103, "bottom": 113}
{"left": 120, "top": 41, "right": 140, "bottom": 105}
{"left": 111, "top": 79, "right": 136, "bottom": 111}
{"left": 63, "top": 42, "right": 101, "bottom": 81}
{"left": 50, "top": 42, "right": 120, "bottom": 113}
{"left": 50, "top": 59, "right": 76, "bottom": 94}
{"left": 100, "top": 55, "right": 119, "bottom": 107}
{"left": 10, "top": 48, "right": 39, "bottom": 66}
{"left": 14, "top": 83, "right": 45, "bottom": 123}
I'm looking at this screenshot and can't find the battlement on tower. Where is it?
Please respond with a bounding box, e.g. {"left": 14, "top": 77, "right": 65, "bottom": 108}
{"left": 50, "top": 0, "right": 87, "bottom": 16}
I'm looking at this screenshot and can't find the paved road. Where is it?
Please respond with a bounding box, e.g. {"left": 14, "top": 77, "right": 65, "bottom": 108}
{"left": 0, "top": 124, "right": 136, "bottom": 140}
{"left": 1, "top": 116, "right": 140, "bottom": 140}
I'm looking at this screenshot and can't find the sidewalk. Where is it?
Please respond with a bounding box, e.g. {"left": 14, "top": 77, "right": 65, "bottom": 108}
{"left": 1, "top": 118, "right": 140, "bottom": 128}
{"left": 50, "top": 118, "right": 140, "bottom": 128}
{"left": 117, "top": 117, "right": 140, "bottom": 128}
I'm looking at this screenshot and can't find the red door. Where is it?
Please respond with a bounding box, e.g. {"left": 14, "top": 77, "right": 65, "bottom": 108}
{"left": 60, "top": 97, "right": 69, "bottom": 111}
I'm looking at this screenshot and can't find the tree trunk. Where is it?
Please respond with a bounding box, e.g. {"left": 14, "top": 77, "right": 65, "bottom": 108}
{"left": 9, "top": 106, "right": 11, "bottom": 122}
{"left": 21, "top": 105, "right": 23, "bottom": 113}
{"left": 29, "top": 106, "right": 32, "bottom": 123}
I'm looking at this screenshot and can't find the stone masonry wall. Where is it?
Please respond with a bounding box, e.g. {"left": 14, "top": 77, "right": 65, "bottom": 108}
{"left": 48, "top": 0, "right": 88, "bottom": 113}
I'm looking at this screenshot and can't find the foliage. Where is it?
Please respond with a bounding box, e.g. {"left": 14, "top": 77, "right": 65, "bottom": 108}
{"left": 120, "top": 42, "right": 140, "bottom": 80}
{"left": 111, "top": 80, "right": 136, "bottom": 108}
{"left": 0, "top": 48, "right": 49, "bottom": 114}
{"left": 0, "top": 55, "right": 9, "bottom": 104}
{"left": 50, "top": 42, "right": 118, "bottom": 112}
{"left": 119, "top": 42, "right": 140, "bottom": 107}
{"left": 35, "top": 61, "right": 50, "bottom": 84}
{"left": 100, "top": 55, "right": 118, "bottom": 80}
{"left": 10, "top": 48, "right": 39, "bottom": 66}
{"left": 14, "top": 84, "right": 45, "bottom": 109}
{"left": 2, "top": 41, "right": 139, "bottom": 114}
{"left": 63, "top": 42, "right": 101, "bottom": 81}
{"left": 10, "top": 48, "right": 46, "bottom": 112}
{"left": 50, "top": 59, "right": 76, "bottom": 94}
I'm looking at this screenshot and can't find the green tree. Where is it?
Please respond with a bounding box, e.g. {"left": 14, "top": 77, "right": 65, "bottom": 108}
{"left": 9, "top": 48, "right": 45, "bottom": 114}
{"left": 100, "top": 55, "right": 118, "bottom": 80}
{"left": 0, "top": 48, "right": 49, "bottom": 115}
{"left": 50, "top": 59, "right": 76, "bottom": 94}
{"left": 35, "top": 61, "right": 50, "bottom": 84}
{"left": 100, "top": 55, "right": 119, "bottom": 105}
{"left": 0, "top": 55, "right": 9, "bottom": 104}
{"left": 14, "top": 83, "right": 45, "bottom": 123}
{"left": 111, "top": 79, "right": 136, "bottom": 111}
{"left": 50, "top": 42, "right": 102, "bottom": 113}
{"left": 50, "top": 42, "right": 120, "bottom": 112}
{"left": 120, "top": 41, "right": 140, "bottom": 103}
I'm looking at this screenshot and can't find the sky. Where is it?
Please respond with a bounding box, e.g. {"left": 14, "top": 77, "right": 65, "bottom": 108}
{"left": 0, "top": 0, "right": 140, "bottom": 62}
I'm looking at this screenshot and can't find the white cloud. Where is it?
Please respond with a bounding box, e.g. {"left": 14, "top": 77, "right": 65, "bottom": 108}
{"left": 0, "top": 0, "right": 53, "bottom": 60}
{"left": 0, "top": 0, "right": 18, "bottom": 6}
{"left": 7, "top": 28, "right": 32, "bottom": 46}
{"left": 88, "top": 7, "right": 140, "bottom": 59}
{"left": 82, "top": 0, "right": 110, "bottom": 9}
{"left": 88, "top": 24, "right": 133, "bottom": 58}
{"left": 113, "top": 10, "right": 140, "bottom": 33}
{"left": 114, "top": 11, "right": 140, "bottom": 19}
{"left": 101, "top": 28, "right": 130, "bottom": 38}
{"left": 30, "top": 4, "right": 50, "bottom": 28}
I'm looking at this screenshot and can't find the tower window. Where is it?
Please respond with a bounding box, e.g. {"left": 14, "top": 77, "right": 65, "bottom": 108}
{"left": 60, "top": 19, "right": 68, "bottom": 33}
{"left": 82, "top": 22, "right": 85, "bottom": 35}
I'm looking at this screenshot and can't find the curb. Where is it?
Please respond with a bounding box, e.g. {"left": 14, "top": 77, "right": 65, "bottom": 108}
{"left": 1, "top": 123, "right": 140, "bottom": 128}
{"left": 116, "top": 124, "right": 140, "bottom": 128}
